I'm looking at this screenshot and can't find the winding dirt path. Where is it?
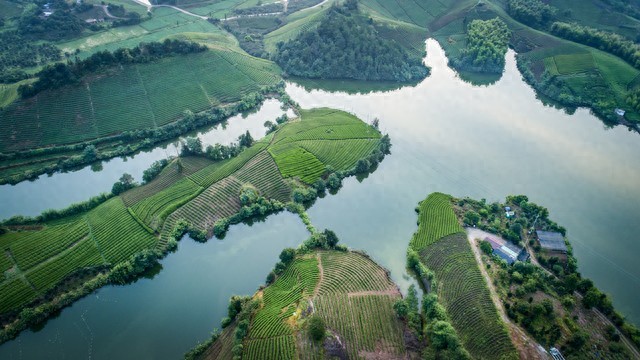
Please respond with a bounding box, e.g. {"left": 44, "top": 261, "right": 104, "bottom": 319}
{"left": 466, "top": 228, "right": 549, "bottom": 359}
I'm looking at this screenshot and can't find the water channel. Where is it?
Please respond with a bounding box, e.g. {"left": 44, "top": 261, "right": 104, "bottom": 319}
{"left": 1, "top": 39, "right": 639, "bottom": 359}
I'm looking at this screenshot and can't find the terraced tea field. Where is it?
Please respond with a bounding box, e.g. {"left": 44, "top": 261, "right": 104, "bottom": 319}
{"left": 199, "top": 250, "right": 407, "bottom": 359}
{"left": 0, "top": 49, "right": 281, "bottom": 153}
{"left": 0, "top": 108, "right": 384, "bottom": 321}
{"left": 412, "top": 193, "right": 517, "bottom": 359}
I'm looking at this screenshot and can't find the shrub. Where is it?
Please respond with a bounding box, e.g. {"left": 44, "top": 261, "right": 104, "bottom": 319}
{"left": 308, "top": 315, "right": 325, "bottom": 341}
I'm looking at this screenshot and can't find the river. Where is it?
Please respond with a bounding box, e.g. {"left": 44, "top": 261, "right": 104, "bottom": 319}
{"left": 1, "top": 39, "right": 639, "bottom": 359}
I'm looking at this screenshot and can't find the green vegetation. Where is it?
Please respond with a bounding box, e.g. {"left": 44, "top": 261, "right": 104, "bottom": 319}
{"left": 410, "top": 193, "right": 517, "bottom": 360}
{"left": 274, "top": 1, "right": 429, "bottom": 81}
{"left": 0, "top": 108, "right": 387, "bottom": 342}
{"left": 196, "top": 238, "right": 410, "bottom": 359}
{"left": 0, "top": 48, "right": 280, "bottom": 153}
{"left": 459, "top": 195, "right": 640, "bottom": 357}
{"left": 453, "top": 18, "right": 510, "bottom": 73}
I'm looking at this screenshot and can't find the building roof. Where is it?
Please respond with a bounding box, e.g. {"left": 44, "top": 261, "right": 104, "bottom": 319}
{"left": 536, "top": 230, "right": 567, "bottom": 252}
{"left": 484, "top": 236, "right": 525, "bottom": 264}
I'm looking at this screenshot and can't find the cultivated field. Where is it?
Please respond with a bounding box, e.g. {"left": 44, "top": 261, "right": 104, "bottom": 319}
{"left": 0, "top": 49, "right": 281, "bottom": 153}
{"left": 0, "top": 108, "right": 383, "bottom": 318}
{"left": 200, "top": 250, "right": 407, "bottom": 359}
{"left": 411, "top": 193, "right": 517, "bottom": 359}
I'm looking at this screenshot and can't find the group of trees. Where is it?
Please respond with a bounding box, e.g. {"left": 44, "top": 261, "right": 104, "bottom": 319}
{"left": 507, "top": 0, "right": 556, "bottom": 27}
{"left": 454, "top": 18, "right": 511, "bottom": 74}
{"left": 550, "top": 22, "right": 640, "bottom": 70}
{"left": 18, "top": 39, "right": 207, "bottom": 97}
{"left": 18, "top": 1, "right": 86, "bottom": 40}
{"left": 273, "top": 1, "right": 428, "bottom": 82}
{"left": 0, "top": 32, "right": 61, "bottom": 81}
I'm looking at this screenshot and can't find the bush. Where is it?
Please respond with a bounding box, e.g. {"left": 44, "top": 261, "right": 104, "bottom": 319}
{"left": 308, "top": 315, "right": 325, "bottom": 341}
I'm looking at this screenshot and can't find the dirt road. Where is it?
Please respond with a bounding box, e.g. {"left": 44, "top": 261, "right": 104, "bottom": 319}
{"left": 466, "top": 228, "right": 549, "bottom": 359}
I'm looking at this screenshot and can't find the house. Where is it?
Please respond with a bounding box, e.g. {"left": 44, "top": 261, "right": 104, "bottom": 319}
{"left": 536, "top": 230, "right": 567, "bottom": 253}
{"left": 484, "top": 236, "right": 528, "bottom": 265}
{"left": 615, "top": 108, "right": 626, "bottom": 116}
{"left": 43, "top": 11, "right": 54, "bottom": 17}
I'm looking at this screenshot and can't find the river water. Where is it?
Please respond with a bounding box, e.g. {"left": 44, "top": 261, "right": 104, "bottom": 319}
{"left": 1, "top": 39, "right": 640, "bottom": 359}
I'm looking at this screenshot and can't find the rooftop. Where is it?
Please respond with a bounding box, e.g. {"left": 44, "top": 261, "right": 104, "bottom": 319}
{"left": 536, "top": 230, "right": 567, "bottom": 252}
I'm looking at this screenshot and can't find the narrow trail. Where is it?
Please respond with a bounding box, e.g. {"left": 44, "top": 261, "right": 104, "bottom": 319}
{"left": 99, "top": 5, "right": 125, "bottom": 19}
{"left": 347, "top": 289, "right": 400, "bottom": 298}
{"left": 130, "top": 0, "right": 208, "bottom": 20}
{"left": 312, "top": 252, "right": 324, "bottom": 299}
{"left": 466, "top": 229, "right": 549, "bottom": 360}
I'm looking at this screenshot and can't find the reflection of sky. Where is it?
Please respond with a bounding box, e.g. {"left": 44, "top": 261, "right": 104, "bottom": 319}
{"left": 2, "top": 38, "right": 640, "bottom": 360}
{"left": 0, "top": 100, "right": 285, "bottom": 220}
{"left": 294, "top": 39, "right": 640, "bottom": 325}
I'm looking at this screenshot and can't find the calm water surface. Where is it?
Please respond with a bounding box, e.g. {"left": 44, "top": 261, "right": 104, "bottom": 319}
{"left": 1, "top": 39, "right": 639, "bottom": 358}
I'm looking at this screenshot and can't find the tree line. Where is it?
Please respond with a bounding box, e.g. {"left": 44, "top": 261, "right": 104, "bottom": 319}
{"left": 273, "top": 0, "right": 429, "bottom": 82}
{"left": 18, "top": 39, "right": 207, "bottom": 98}
{"left": 507, "top": 0, "right": 556, "bottom": 28}
{"left": 550, "top": 22, "right": 640, "bottom": 70}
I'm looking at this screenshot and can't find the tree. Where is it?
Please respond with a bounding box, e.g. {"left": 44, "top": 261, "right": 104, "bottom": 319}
{"left": 181, "top": 137, "right": 203, "bottom": 155}
{"left": 479, "top": 240, "right": 493, "bottom": 255}
{"left": 464, "top": 211, "right": 481, "bottom": 225}
{"left": 111, "top": 173, "right": 137, "bottom": 195}
{"left": 323, "top": 229, "right": 339, "bottom": 247}
{"left": 82, "top": 145, "right": 98, "bottom": 162}
{"left": 266, "top": 271, "right": 276, "bottom": 285}
{"left": 279, "top": 248, "right": 296, "bottom": 265}
{"left": 393, "top": 299, "right": 409, "bottom": 319}
{"left": 308, "top": 315, "right": 325, "bottom": 341}
{"left": 430, "top": 320, "right": 461, "bottom": 350}
{"left": 238, "top": 130, "right": 254, "bottom": 148}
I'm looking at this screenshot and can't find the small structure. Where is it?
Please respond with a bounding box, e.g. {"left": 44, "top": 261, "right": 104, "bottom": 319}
{"left": 550, "top": 347, "right": 565, "bottom": 360}
{"left": 43, "top": 11, "right": 54, "bottom": 17}
{"left": 484, "top": 235, "right": 528, "bottom": 265}
{"left": 86, "top": 18, "right": 98, "bottom": 23}
{"left": 615, "top": 108, "right": 626, "bottom": 116}
{"left": 504, "top": 207, "right": 515, "bottom": 218}
{"left": 536, "top": 230, "right": 567, "bottom": 253}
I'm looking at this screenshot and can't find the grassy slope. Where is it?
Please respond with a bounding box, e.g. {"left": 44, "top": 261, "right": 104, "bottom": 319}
{"left": 200, "top": 250, "right": 406, "bottom": 359}
{"left": 411, "top": 193, "right": 517, "bottom": 360}
{"left": 0, "top": 109, "right": 382, "bottom": 315}
{"left": 0, "top": 49, "right": 281, "bottom": 153}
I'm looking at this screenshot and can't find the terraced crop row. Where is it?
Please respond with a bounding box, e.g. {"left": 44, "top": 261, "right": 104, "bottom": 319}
{"left": 131, "top": 178, "right": 203, "bottom": 228}
{"left": 248, "top": 257, "right": 318, "bottom": 339}
{"left": 0, "top": 49, "right": 281, "bottom": 152}
{"left": 234, "top": 151, "right": 291, "bottom": 202}
{"left": 269, "top": 145, "right": 326, "bottom": 184}
{"left": 285, "top": 124, "right": 380, "bottom": 143}
{"left": 298, "top": 139, "right": 379, "bottom": 172}
{"left": 243, "top": 335, "right": 296, "bottom": 360}
{"left": 0, "top": 251, "right": 13, "bottom": 274}
{"left": 0, "top": 277, "right": 38, "bottom": 313}
{"left": 410, "top": 192, "right": 463, "bottom": 251}
{"left": 347, "top": 295, "right": 405, "bottom": 358}
{"left": 26, "top": 237, "right": 104, "bottom": 292}
{"left": 271, "top": 109, "right": 357, "bottom": 145}
{"left": 318, "top": 251, "right": 395, "bottom": 295}
{"left": 419, "top": 233, "right": 515, "bottom": 359}
{"left": 122, "top": 161, "right": 186, "bottom": 207}
{"left": 172, "top": 176, "right": 244, "bottom": 232}
{"left": 87, "top": 198, "right": 157, "bottom": 264}
{"left": 2, "top": 218, "right": 89, "bottom": 271}
{"left": 188, "top": 140, "right": 269, "bottom": 188}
